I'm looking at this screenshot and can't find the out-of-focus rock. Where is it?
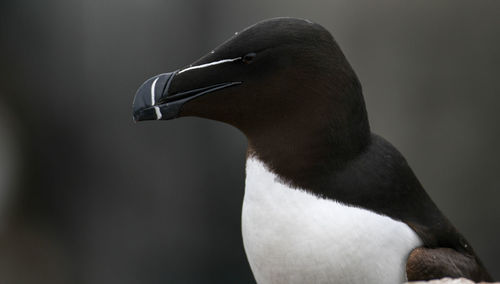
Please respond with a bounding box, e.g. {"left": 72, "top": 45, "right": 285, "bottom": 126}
{"left": 407, "top": 277, "right": 499, "bottom": 284}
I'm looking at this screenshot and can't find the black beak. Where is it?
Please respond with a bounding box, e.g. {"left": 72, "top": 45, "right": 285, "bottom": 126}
{"left": 132, "top": 71, "right": 241, "bottom": 122}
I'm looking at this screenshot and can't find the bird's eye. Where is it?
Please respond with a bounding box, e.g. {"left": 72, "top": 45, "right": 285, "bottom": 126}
{"left": 242, "top": 52, "right": 256, "bottom": 64}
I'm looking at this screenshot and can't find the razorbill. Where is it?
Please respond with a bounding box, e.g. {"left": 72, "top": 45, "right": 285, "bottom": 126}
{"left": 132, "top": 18, "right": 493, "bottom": 283}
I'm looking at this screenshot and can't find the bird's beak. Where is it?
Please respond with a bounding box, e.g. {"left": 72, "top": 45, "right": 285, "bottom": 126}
{"left": 132, "top": 70, "right": 241, "bottom": 122}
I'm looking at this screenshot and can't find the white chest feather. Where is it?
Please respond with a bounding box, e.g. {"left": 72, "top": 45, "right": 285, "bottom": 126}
{"left": 242, "top": 157, "right": 423, "bottom": 284}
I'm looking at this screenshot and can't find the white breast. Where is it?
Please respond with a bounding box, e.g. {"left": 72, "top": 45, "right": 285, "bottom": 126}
{"left": 242, "top": 157, "right": 423, "bottom": 284}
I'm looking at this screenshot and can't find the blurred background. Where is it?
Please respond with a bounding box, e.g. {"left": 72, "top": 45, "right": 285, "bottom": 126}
{"left": 0, "top": 0, "right": 499, "bottom": 283}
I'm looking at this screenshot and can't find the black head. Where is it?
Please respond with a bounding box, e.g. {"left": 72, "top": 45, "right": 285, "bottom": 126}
{"left": 133, "top": 18, "right": 370, "bottom": 181}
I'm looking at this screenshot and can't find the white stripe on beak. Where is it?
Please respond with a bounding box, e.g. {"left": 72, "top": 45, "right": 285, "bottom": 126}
{"left": 154, "top": 106, "right": 162, "bottom": 120}
{"left": 151, "top": 77, "right": 162, "bottom": 120}
{"left": 151, "top": 77, "right": 159, "bottom": 106}
{"left": 178, "top": 57, "right": 241, "bottom": 74}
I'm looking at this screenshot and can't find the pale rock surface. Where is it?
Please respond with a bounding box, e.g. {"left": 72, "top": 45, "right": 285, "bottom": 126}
{"left": 407, "top": 277, "right": 499, "bottom": 284}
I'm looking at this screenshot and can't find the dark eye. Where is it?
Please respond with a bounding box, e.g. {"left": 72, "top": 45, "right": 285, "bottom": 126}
{"left": 242, "top": 52, "right": 256, "bottom": 64}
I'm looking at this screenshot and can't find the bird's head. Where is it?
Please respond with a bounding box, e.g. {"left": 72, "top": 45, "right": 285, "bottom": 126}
{"left": 133, "top": 18, "right": 366, "bottom": 138}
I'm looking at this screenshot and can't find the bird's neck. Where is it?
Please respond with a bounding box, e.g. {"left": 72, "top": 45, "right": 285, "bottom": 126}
{"left": 241, "top": 64, "right": 370, "bottom": 188}
{"left": 245, "top": 110, "right": 371, "bottom": 189}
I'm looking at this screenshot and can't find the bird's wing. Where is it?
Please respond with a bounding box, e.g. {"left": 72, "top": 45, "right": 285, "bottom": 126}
{"left": 324, "top": 134, "right": 493, "bottom": 282}
{"left": 406, "top": 247, "right": 493, "bottom": 282}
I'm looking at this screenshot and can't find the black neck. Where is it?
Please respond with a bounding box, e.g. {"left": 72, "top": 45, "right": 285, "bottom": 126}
{"left": 244, "top": 82, "right": 371, "bottom": 189}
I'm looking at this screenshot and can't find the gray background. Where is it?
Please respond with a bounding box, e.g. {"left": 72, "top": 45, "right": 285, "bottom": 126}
{"left": 0, "top": 0, "right": 499, "bottom": 283}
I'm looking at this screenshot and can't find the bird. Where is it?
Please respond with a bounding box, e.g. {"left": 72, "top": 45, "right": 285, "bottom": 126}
{"left": 132, "top": 17, "right": 493, "bottom": 284}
